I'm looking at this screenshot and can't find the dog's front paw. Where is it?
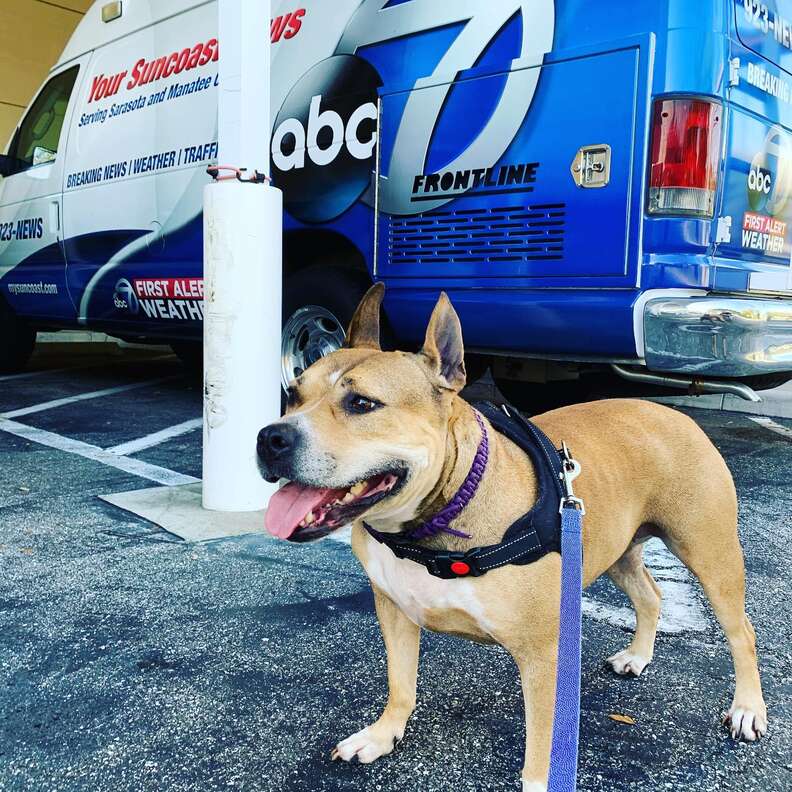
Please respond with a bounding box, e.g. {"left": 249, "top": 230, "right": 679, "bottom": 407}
{"left": 723, "top": 703, "right": 768, "bottom": 742}
{"left": 331, "top": 724, "right": 403, "bottom": 764}
{"left": 606, "top": 648, "right": 651, "bottom": 677}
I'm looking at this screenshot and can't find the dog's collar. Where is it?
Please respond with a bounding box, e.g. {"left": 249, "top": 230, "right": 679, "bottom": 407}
{"left": 368, "top": 410, "right": 488, "bottom": 542}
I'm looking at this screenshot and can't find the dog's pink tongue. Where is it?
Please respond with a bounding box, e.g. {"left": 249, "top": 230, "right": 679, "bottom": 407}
{"left": 265, "top": 482, "right": 339, "bottom": 539}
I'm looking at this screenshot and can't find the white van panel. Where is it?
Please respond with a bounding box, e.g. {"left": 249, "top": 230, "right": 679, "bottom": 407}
{"left": 59, "top": 0, "right": 213, "bottom": 66}
{"left": 58, "top": 0, "right": 371, "bottom": 330}
{"left": 62, "top": 2, "right": 218, "bottom": 326}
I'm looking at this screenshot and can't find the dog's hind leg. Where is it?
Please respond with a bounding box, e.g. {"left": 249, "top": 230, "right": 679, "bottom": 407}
{"left": 605, "top": 542, "right": 662, "bottom": 677}
{"left": 660, "top": 502, "right": 767, "bottom": 741}
{"left": 331, "top": 587, "right": 420, "bottom": 764}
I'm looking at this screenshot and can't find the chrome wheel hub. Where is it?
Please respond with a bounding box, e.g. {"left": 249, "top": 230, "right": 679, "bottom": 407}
{"left": 281, "top": 305, "right": 345, "bottom": 389}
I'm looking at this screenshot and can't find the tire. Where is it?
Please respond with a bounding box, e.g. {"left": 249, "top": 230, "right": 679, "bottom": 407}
{"left": 171, "top": 266, "right": 375, "bottom": 389}
{"left": 0, "top": 301, "right": 36, "bottom": 374}
{"left": 281, "top": 265, "right": 374, "bottom": 388}
{"left": 170, "top": 341, "right": 202, "bottom": 375}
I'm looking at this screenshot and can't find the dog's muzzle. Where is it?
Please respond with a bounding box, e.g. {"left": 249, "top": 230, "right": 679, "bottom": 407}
{"left": 257, "top": 422, "right": 301, "bottom": 482}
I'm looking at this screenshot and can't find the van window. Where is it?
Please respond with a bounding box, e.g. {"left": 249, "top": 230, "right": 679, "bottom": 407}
{"left": 8, "top": 66, "right": 79, "bottom": 171}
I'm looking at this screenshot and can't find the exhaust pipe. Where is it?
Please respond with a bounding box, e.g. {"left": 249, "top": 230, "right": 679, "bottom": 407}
{"left": 610, "top": 364, "right": 761, "bottom": 403}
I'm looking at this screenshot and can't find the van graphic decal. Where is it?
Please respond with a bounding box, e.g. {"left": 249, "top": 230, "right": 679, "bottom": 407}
{"left": 410, "top": 162, "right": 539, "bottom": 202}
{"left": 271, "top": 7, "right": 305, "bottom": 43}
{"left": 741, "top": 125, "right": 792, "bottom": 257}
{"left": 335, "top": 0, "right": 554, "bottom": 216}
{"left": 271, "top": 54, "right": 382, "bottom": 223}
{"left": 269, "top": 0, "right": 555, "bottom": 219}
{"left": 88, "top": 37, "right": 219, "bottom": 103}
{"left": 114, "top": 276, "right": 204, "bottom": 321}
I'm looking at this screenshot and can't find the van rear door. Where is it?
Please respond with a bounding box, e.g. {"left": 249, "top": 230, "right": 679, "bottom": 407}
{"left": 375, "top": 37, "right": 652, "bottom": 289}
{"left": 716, "top": 0, "right": 792, "bottom": 294}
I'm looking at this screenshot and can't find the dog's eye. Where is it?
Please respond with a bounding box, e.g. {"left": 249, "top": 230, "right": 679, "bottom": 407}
{"left": 346, "top": 393, "right": 383, "bottom": 414}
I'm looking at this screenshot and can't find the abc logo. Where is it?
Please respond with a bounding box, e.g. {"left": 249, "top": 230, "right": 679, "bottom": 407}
{"left": 113, "top": 278, "right": 138, "bottom": 314}
{"left": 747, "top": 163, "right": 774, "bottom": 213}
{"left": 748, "top": 166, "right": 772, "bottom": 196}
{"left": 271, "top": 55, "right": 381, "bottom": 223}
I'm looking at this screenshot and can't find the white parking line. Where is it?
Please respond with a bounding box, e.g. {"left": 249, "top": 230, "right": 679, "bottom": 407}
{"left": 0, "top": 367, "right": 72, "bottom": 383}
{"left": 583, "top": 538, "right": 708, "bottom": 634}
{"left": 0, "top": 417, "right": 198, "bottom": 486}
{"left": 106, "top": 418, "right": 203, "bottom": 456}
{"left": 1, "top": 377, "right": 176, "bottom": 419}
{"left": 0, "top": 353, "right": 175, "bottom": 384}
{"left": 749, "top": 415, "right": 792, "bottom": 440}
{"left": 328, "top": 525, "right": 353, "bottom": 544}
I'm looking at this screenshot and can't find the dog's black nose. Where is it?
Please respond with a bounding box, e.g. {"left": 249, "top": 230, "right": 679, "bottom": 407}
{"left": 257, "top": 423, "right": 299, "bottom": 462}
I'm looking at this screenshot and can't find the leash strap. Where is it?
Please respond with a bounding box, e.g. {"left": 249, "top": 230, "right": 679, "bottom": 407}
{"left": 547, "top": 502, "right": 584, "bottom": 791}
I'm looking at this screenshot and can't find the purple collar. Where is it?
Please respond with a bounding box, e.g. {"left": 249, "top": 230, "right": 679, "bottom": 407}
{"left": 367, "top": 410, "right": 489, "bottom": 542}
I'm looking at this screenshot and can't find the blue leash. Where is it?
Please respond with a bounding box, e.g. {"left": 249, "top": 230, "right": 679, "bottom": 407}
{"left": 547, "top": 450, "right": 584, "bottom": 792}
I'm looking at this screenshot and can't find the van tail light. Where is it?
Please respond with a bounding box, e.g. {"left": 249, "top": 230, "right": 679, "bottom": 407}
{"left": 648, "top": 97, "right": 722, "bottom": 218}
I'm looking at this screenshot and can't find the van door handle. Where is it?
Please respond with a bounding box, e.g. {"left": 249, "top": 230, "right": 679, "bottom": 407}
{"left": 49, "top": 200, "right": 60, "bottom": 236}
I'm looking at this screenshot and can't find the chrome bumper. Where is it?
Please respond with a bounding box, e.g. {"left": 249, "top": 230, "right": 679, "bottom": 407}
{"left": 643, "top": 296, "right": 792, "bottom": 377}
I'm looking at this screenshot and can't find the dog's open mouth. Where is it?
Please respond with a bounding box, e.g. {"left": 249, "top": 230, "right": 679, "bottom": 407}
{"left": 265, "top": 470, "right": 406, "bottom": 542}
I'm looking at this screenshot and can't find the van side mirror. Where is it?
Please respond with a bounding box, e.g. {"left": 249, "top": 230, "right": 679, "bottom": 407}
{"left": 32, "top": 146, "right": 56, "bottom": 166}
{"left": 0, "top": 154, "right": 25, "bottom": 178}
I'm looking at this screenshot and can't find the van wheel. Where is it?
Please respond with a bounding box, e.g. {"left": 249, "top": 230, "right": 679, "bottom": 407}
{"left": 0, "top": 301, "right": 36, "bottom": 374}
{"left": 171, "top": 341, "right": 202, "bottom": 375}
{"left": 282, "top": 266, "right": 373, "bottom": 389}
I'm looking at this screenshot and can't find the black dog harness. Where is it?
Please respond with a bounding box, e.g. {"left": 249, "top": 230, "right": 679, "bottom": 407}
{"left": 364, "top": 402, "right": 575, "bottom": 579}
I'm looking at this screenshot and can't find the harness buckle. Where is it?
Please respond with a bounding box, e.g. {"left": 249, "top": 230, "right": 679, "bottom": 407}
{"left": 559, "top": 441, "right": 586, "bottom": 515}
{"left": 428, "top": 549, "right": 482, "bottom": 579}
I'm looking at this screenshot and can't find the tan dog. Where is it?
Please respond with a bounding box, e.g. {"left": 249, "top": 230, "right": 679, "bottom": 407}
{"left": 257, "top": 285, "right": 767, "bottom": 790}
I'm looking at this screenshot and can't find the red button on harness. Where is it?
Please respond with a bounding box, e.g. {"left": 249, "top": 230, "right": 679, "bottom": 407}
{"left": 450, "top": 561, "right": 471, "bottom": 576}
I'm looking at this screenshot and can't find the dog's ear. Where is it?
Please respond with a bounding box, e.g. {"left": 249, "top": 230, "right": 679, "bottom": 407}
{"left": 420, "top": 292, "right": 466, "bottom": 392}
{"left": 345, "top": 282, "right": 385, "bottom": 350}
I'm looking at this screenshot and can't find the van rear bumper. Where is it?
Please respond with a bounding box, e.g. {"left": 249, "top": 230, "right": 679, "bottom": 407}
{"left": 643, "top": 296, "right": 792, "bottom": 377}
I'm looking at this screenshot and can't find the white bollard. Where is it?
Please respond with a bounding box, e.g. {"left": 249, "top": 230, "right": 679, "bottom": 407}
{"left": 202, "top": 180, "right": 282, "bottom": 511}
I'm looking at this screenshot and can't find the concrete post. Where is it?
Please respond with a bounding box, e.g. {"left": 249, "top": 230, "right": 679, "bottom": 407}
{"left": 203, "top": 0, "right": 281, "bottom": 511}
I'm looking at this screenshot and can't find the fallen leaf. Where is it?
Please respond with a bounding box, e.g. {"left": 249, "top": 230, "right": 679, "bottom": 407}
{"left": 609, "top": 713, "right": 636, "bottom": 725}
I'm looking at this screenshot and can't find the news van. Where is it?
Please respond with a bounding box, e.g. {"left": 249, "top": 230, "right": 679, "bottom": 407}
{"left": 2, "top": 0, "right": 792, "bottom": 407}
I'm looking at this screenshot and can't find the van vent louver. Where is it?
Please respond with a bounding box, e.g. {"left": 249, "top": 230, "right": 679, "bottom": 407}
{"left": 388, "top": 203, "right": 565, "bottom": 266}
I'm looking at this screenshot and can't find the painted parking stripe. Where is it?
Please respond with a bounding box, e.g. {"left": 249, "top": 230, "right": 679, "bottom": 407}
{"left": 0, "top": 417, "right": 198, "bottom": 486}
{"left": 749, "top": 415, "right": 792, "bottom": 440}
{"left": 0, "top": 366, "right": 72, "bottom": 383}
{"left": 583, "top": 538, "right": 708, "bottom": 634}
{"left": 329, "top": 525, "right": 353, "bottom": 545}
{"left": 1, "top": 377, "right": 176, "bottom": 419}
{"left": 106, "top": 418, "right": 203, "bottom": 456}
{"left": 0, "top": 353, "right": 175, "bottom": 384}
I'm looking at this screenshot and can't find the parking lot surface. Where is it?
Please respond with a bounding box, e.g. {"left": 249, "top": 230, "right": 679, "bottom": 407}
{"left": 0, "top": 347, "right": 790, "bottom": 792}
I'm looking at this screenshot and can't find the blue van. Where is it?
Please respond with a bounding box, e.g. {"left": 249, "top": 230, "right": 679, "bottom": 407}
{"left": 1, "top": 0, "right": 791, "bottom": 406}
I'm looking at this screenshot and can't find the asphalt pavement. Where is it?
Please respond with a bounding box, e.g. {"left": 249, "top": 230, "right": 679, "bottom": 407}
{"left": 0, "top": 346, "right": 790, "bottom": 792}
